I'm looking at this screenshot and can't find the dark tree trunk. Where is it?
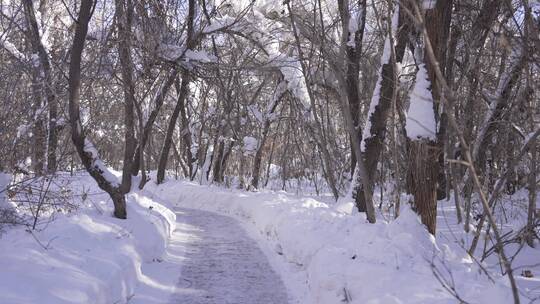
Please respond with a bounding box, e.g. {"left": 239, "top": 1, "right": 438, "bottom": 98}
{"left": 176, "top": 77, "right": 195, "bottom": 179}
{"left": 354, "top": 4, "right": 408, "bottom": 213}
{"left": 423, "top": 0, "right": 453, "bottom": 201}
{"left": 251, "top": 81, "right": 286, "bottom": 189}
{"left": 157, "top": 72, "right": 190, "bottom": 184}
{"left": 403, "top": 0, "right": 453, "bottom": 234}
{"left": 156, "top": 0, "right": 195, "bottom": 184}
{"left": 251, "top": 132, "right": 268, "bottom": 189}
{"left": 131, "top": 68, "right": 179, "bottom": 176}
{"left": 30, "top": 71, "right": 46, "bottom": 176}
{"left": 67, "top": 0, "right": 127, "bottom": 219}
{"left": 407, "top": 140, "right": 439, "bottom": 234}
{"left": 355, "top": 60, "right": 396, "bottom": 212}
{"left": 211, "top": 141, "right": 225, "bottom": 183}
{"left": 338, "top": 0, "right": 367, "bottom": 178}
{"left": 115, "top": 0, "right": 136, "bottom": 194}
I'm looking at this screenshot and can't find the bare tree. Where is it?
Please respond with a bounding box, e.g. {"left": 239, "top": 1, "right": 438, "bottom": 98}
{"left": 67, "top": 0, "right": 127, "bottom": 219}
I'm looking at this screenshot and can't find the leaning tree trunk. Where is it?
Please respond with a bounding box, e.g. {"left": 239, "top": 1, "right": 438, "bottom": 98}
{"left": 131, "top": 68, "right": 179, "bottom": 176}
{"left": 337, "top": 0, "right": 367, "bottom": 178}
{"left": 354, "top": 61, "right": 396, "bottom": 212}
{"left": 157, "top": 72, "right": 190, "bottom": 184}
{"left": 251, "top": 80, "right": 286, "bottom": 189}
{"left": 354, "top": 5, "right": 399, "bottom": 212}
{"left": 156, "top": 0, "right": 195, "bottom": 184}
{"left": 67, "top": 0, "right": 126, "bottom": 219}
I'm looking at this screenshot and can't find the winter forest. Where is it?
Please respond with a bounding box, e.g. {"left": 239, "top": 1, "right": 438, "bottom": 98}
{"left": 0, "top": 0, "right": 539, "bottom": 303}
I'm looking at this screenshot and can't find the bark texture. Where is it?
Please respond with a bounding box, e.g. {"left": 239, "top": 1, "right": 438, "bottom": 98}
{"left": 407, "top": 140, "right": 439, "bottom": 234}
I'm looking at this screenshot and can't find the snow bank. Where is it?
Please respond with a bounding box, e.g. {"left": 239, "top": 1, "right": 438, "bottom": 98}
{"left": 0, "top": 172, "right": 10, "bottom": 207}
{"left": 0, "top": 174, "right": 175, "bottom": 304}
{"left": 146, "top": 180, "right": 517, "bottom": 304}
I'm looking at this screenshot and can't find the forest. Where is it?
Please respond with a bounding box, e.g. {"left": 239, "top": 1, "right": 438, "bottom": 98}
{"left": 0, "top": 0, "right": 539, "bottom": 303}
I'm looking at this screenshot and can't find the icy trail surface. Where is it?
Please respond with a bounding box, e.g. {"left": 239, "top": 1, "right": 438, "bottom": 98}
{"left": 131, "top": 207, "right": 290, "bottom": 304}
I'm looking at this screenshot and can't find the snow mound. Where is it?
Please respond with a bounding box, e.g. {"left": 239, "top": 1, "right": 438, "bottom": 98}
{"left": 146, "top": 180, "right": 516, "bottom": 304}
{"left": 0, "top": 174, "right": 175, "bottom": 304}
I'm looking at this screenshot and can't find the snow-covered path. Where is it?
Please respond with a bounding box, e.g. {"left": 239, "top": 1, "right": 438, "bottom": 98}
{"left": 130, "top": 207, "right": 290, "bottom": 304}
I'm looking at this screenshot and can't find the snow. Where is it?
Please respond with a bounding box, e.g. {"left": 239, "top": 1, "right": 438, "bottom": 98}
{"left": 242, "top": 136, "right": 258, "bottom": 155}
{"left": 184, "top": 49, "right": 216, "bottom": 63}
{"left": 16, "top": 124, "right": 30, "bottom": 139}
{"left": 360, "top": 8, "right": 398, "bottom": 152}
{"left": 423, "top": 0, "right": 437, "bottom": 9}
{"left": 405, "top": 63, "right": 437, "bottom": 140}
{"left": 0, "top": 173, "right": 175, "bottom": 304}
{"left": 269, "top": 54, "right": 310, "bottom": 108}
{"left": 156, "top": 46, "right": 215, "bottom": 63}
{"left": 145, "top": 179, "right": 523, "bottom": 304}
{"left": 0, "top": 171, "right": 535, "bottom": 303}
{"left": 0, "top": 173, "right": 10, "bottom": 208}
{"left": 347, "top": 12, "right": 359, "bottom": 47}
{"left": 156, "top": 43, "right": 184, "bottom": 61}
{"left": 0, "top": 38, "right": 26, "bottom": 62}
{"left": 83, "top": 139, "right": 120, "bottom": 186}
{"left": 203, "top": 15, "right": 237, "bottom": 34}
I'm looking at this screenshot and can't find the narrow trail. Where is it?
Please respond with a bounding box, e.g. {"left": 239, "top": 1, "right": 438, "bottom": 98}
{"left": 169, "top": 207, "right": 290, "bottom": 304}
{"left": 130, "top": 207, "right": 290, "bottom": 304}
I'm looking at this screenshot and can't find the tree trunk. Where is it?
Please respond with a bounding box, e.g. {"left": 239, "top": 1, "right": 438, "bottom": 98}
{"left": 157, "top": 72, "right": 190, "bottom": 184}
{"left": 424, "top": 0, "right": 453, "bottom": 200}
{"left": 337, "top": 0, "right": 367, "bottom": 178}
{"left": 156, "top": 0, "right": 195, "bottom": 184}
{"left": 211, "top": 140, "right": 225, "bottom": 183}
{"left": 251, "top": 81, "right": 286, "bottom": 189}
{"left": 23, "top": 0, "right": 55, "bottom": 174}
{"left": 355, "top": 60, "right": 396, "bottom": 211}
{"left": 30, "top": 73, "right": 46, "bottom": 176}
{"left": 176, "top": 77, "right": 195, "bottom": 179}
{"left": 403, "top": 0, "right": 452, "bottom": 234}
{"left": 408, "top": 140, "right": 439, "bottom": 234}
{"left": 132, "top": 68, "right": 179, "bottom": 176}
{"left": 354, "top": 4, "right": 400, "bottom": 212}
{"left": 67, "top": 0, "right": 127, "bottom": 219}
{"left": 115, "top": 0, "right": 136, "bottom": 194}
{"left": 526, "top": 137, "right": 536, "bottom": 247}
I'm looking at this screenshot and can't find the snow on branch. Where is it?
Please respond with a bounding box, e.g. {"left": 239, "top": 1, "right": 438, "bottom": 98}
{"left": 360, "top": 8, "right": 398, "bottom": 152}
{"left": 0, "top": 37, "right": 27, "bottom": 62}
{"left": 83, "top": 139, "right": 120, "bottom": 187}
{"left": 405, "top": 63, "right": 437, "bottom": 140}
{"left": 202, "top": 15, "right": 237, "bottom": 34}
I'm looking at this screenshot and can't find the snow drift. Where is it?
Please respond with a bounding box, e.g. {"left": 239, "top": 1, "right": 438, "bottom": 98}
{"left": 146, "top": 179, "right": 517, "bottom": 304}
{"left": 0, "top": 174, "right": 175, "bottom": 304}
